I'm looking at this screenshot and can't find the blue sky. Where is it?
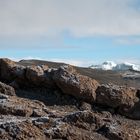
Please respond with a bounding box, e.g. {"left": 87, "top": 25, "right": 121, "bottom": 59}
{"left": 0, "top": 0, "right": 140, "bottom": 66}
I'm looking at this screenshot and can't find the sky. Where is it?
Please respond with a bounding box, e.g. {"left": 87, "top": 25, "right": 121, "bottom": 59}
{"left": 0, "top": 0, "right": 140, "bottom": 66}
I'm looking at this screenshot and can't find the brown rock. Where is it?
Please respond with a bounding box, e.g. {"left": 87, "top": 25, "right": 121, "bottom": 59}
{"left": 96, "top": 84, "right": 137, "bottom": 108}
{"left": 53, "top": 65, "right": 100, "bottom": 103}
{"left": 41, "top": 65, "right": 49, "bottom": 71}
{"left": 80, "top": 102, "right": 92, "bottom": 111}
{"left": 0, "top": 120, "right": 47, "bottom": 140}
{"left": 119, "top": 100, "right": 140, "bottom": 120}
{"left": 97, "top": 121, "right": 140, "bottom": 140}
{"left": 0, "top": 96, "right": 47, "bottom": 117}
{"left": 0, "top": 82, "right": 16, "bottom": 96}
{"left": 0, "top": 58, "right": 25, "bottom": 82}
{"left": 45, "top": 111, "right": 106, "bottom": 140}
{"left": 26, "top": 65, "right": 56, "bottom": 88}
{"left": 1, "top": 58, "right": 140, "bottom": 139}
{"left": 96, "top": 84, "right": 140, "bottom": 119}
{"left": 26, "top": 65, "right": 45, "bottom": 84}
{"left": 63, "top": 111, "right": 96, "bottom": 124}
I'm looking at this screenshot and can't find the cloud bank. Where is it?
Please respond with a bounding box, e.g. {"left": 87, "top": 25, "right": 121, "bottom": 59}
{"left": 0, "top": 0, "right": 140, "bottom": 38}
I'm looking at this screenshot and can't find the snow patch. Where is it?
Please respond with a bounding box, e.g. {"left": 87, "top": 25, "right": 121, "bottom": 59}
{"left": 89, "top": 61, "right": 140, "bottom": 72}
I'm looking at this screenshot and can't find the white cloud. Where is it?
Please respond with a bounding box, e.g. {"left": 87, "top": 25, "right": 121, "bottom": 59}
{"left": 116, "top": 38, "right": 140, "bottom": 45}
{"left": 0, "top": 0, "right": 140, "bottom": 38}
{"left": 115, "top": 58, "right": 140, "bottom": 65}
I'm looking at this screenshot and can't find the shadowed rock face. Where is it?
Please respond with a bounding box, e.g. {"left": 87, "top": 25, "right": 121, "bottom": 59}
{"left": 0, "top": 82, "right": 16, "bottom": 96}
{"left": 0, "top": 58, "right": 140, "bottom": 139}
{"left": 0, "top": 58, "right": 25, "bottom": 82}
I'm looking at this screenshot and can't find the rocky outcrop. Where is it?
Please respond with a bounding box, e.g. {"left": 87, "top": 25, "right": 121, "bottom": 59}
{"left": 0, "top": 58, "right": 56, "bottom": 89}
{"left": 26, "top": 65, "right": 46, "bottom": 85}
{"left": 0, "top": 116, "right": 47, "bottom": 140}
{"left": 0, "top": 58, "right": 140, "bottom": 139}
{"left": 0, "top": 59, "right": 99, "bottom": 102}
{"left": 53, "top": 65, "right": 100, "bottom": 103}
{"left": 26, "top": 65, "right": 56, "bottom": 88}
{"left": 0, "top": 95, "right": 47, "bottom": 117}
{"left": 0, "top": 82, "right": 16, "bottom": 96}
{"left": 0, "top": 58, "right": 25, "bottom": 82}
{"left": 0, "top": 103, "right": 140, "bottom": 140}
{"left": 96, "top": 84, "right": 140, "bottom": 119}
{"left": 96, "top": 84, "right": 137, "bottom": 108}
{"left": 44, "top": 110, "right": 140, "bottom": 140}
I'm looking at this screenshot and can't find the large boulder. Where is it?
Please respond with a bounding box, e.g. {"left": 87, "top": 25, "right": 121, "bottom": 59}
{"left": 119, "top": 89, "right": 140, "bottom": 120}
{"left": 96, "top": 84, "right": 137, "bottom": 108}
{"left": 0, "top": 58, "right": 25, "bottom": 82}
{"left": 0, "top": 82, "right": 16, "bottom": 96}
{"left": 26, "top": 65, "right": 56, "bottom": 88}
{"left": 53, "top": 65, "right": 100, "bottom": 103}
{"left": 26, "top": 65, "right": 47, "bottom": 85}
{"left": 96, "top": 84, "right": 140, "bottom": 119}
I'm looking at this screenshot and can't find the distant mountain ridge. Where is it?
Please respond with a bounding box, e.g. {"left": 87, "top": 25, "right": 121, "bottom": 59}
{"left": 89, "top": 61, "right": 140, "bottom": 72}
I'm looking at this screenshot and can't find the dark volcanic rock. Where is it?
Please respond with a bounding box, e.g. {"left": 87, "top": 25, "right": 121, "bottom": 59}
{"left": 0, "top": 58, "right": 56, "bottom": 89}
{"left": 53, "top": 65, "right": 100, "bottom": 103}
{"left": 25, "top": 65, "right": 56, "bottom": 88}
{"left": 96, "top": 84, "right": 137, "bottom": 108}
{"left": 0, "top": 58, "right": 140, "bottom": 139}
{"left": 136, "top": 89, "right": 140, "bottom": 98}
{"left": 80, "top": 102, "right": 92, "bottom": 111}
{"left": 0, "top": 96, "right": 47, "bottom": 117}
{"left": 0, "top": 58, "right": 25, "bottom": 82}
{"left": 26, "top": 65, "right": 48, "bottom": 85}
{"left": 44, "top": 111, "right": 107, "bottom": 140}
{"left": 97, "top": 120, "right": 140, "bottom": 140}
{"left": 119, "top": 100, "right": 140, "bottom": 120}
{"left": 96, "top": 84, "right": 140, "bottom": 119}
{"left": 0, "top": 82, "right": 16, "bottom": 96}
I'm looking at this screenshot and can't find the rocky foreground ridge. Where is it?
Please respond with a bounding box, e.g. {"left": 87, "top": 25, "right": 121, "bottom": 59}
{"left": 0, "top": 58, "right": 140, "bottom": 139}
